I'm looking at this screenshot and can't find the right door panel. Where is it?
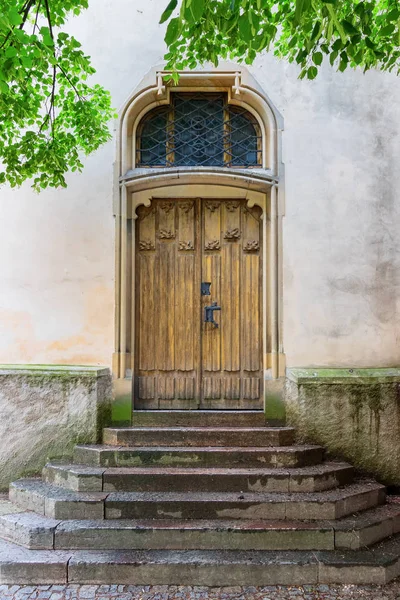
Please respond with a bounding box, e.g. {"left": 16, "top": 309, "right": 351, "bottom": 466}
{"left": 201, "top": 199, "right": 263, "bottom": 409}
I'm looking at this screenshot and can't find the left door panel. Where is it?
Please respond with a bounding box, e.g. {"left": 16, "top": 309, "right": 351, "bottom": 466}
{"left": 134, "top": 199, "right": 200, "bottom": 409}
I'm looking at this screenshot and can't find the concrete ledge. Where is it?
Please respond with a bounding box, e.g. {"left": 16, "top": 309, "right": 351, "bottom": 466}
{"left": 285, "top": 367, "right": 400, "bottom": 485}
{"left": 286, "top": 368, "right": 400, "bottom": 385}
{"left": 0, "top": 365, "right": 112, "bottom": 491}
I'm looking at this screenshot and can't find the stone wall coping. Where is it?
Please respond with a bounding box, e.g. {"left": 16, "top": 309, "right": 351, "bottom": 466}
{"left": 286, "top": 367, "right": 400, "bottom": 385}
{"left": 0, "top": 364, "right": 110, "bottom": 378}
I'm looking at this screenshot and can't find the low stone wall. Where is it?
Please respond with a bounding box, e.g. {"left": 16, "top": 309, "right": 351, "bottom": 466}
{"left": 285, "top": 368, "right": 400, "bottom": 485}
{"left": 0, "top": 365, "right": 112, "bottom": 490}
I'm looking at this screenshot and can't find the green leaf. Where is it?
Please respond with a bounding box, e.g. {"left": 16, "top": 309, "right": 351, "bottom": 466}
{"left": 329, "top": 49, "right": 338, "bottom": 65}
{"left": 379, "top": 23, "right": 395, "bottom": 36}
{"left": 311, "top": 21, "right": 321, "bottom": 40}
{"left": 190, "top": 0, "right": 205, "bottom": 22}
{"left": 295, "top": 0, "right": 306, "bottom": 23}
{"left": 307, "top": 65, "right": 318, "bottom": 79}
{"left": 341, "top": 20, "right": 359, "bottom": 36}
{"left": 8, "top": 8, "right": 22, "bottom": 26}
{"left": 312, "top": 51, "right": 323, "bottom": 65}
{"left": 159, "top": 0, "right": 178, "bottom": 24}
{"left": 238, "top": 14, "right": 253, "bottom": 42}
{"left": 5, "top": 46, "right": 17, "bottom": 58}
{"left": 0, "top": 80, "right": 9, "bottom": 93}
{"left": 386, "top": 9, "right": 399, "bottom": 22}
{"left": 165, "top": 17, "right": 181, "bottom": 44}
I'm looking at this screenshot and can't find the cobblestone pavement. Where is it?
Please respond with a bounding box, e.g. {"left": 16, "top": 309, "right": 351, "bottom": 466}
{"left": 2, "top": 583, "right": 400, "bottom": 600}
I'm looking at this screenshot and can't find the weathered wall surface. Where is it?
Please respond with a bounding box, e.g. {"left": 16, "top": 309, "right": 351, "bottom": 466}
{"left": 0, "top": 0, "right": 399, "bottom": 368}
{"left": 0, "top": 366, "right": 112, "bottom": 490}
{"left": 285, "top": 368, "right": 400, "bottom": 484}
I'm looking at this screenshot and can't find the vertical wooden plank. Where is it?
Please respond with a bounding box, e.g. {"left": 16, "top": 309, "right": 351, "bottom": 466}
{"left": 158, "top": 377, "right": 175, "bottom": 400}
{"left": 137, "top": 205, "right": 156, "bottom": 250}
{"left": 221, "top": 199, "right": 241, "bottom": 372}
{"left": 204, "top": 200, "right": 221, "bottom": 250}
{"left": 223, "top": 201, "right": 241, "bottom": 242}
{"left": 243, "top": 378, "right": 260, "bottom": 399}
{"left": 175, "top": 254, "right": 195, "bottom": 370}
{"left": 176, "top": 377, "right": 195, "bottom": 399}
{"left": 178, "top": 200, "right": 195, "bottom": 251}
{"left": 212, "top": 378, "right": 221, "bottom": 399}
{"left": 156, "top": 218, "right": 175, "bottom": 372}
{"left": 224, "top": 377, "right": 241, "bottom": 400}
{"left": 202, "top": 254, "right": 221, "bottom": 371}
{"left": 175, "top": 201, "right": 195, "bottom": 372}
{"left": 138, "top": 254, "right": 155, "bottom": 370}
{"left": 242, "top": 205, "right": 261, "bottom": 253}
{"left": 243, "top": 254, "right": 260, "bottom": 372}
{"left": 138, "top": 377, "right": 155, "bottom": 399}
{"left": 158, "top": 201, "right": 175, "bottom": 240}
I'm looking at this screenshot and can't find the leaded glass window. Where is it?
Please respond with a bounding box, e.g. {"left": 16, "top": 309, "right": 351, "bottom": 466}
{"left": 136, "top": 93, "right": 262, "bottom": 168}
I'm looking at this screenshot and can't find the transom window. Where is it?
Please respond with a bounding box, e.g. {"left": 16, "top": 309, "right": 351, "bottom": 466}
{"left": 136, "top": 93, "right": 262, "bottom": 168}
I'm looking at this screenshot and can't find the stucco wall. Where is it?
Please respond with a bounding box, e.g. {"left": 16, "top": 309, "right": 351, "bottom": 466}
{"left": 0, "top": 0, "right": 399, "bottom": 369}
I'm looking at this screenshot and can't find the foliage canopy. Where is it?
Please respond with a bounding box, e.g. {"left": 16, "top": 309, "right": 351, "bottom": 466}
{"left": 0, "top": 0, "right": 398, "bottom": 190}
{"left": 0, "top": 0, "right": 114, "bottom": 190}
{"left": 161, "top": 0, "right": 400, "bottom": 80}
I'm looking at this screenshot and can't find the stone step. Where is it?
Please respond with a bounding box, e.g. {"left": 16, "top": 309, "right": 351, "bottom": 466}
{"left": 73, "top": 444, "right": 325, "bottom": 469}
{"left": 104, "top": 482, "right": 385, "bottom": 521}
{"left": 1, "top": 535, "right": 400, "bottom": 585}
{"left": 9, "top": 479, "right": 385, "bottom": 521}
{"left": 43, "top": 462, "right": 355, "bottom": 494}
{"left": 1, "top": 505, "right": 399, "bottom": 552}
{"left": 131, "top": 410, "right": 267, "bottom": 428}
{"left": 103, "top": 427, "right": 295, "bottom": 448}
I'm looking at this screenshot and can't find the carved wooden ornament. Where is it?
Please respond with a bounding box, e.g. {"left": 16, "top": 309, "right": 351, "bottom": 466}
{"left": 205, "top": 200, "right": 220, "bottom": 213}
{"left": 243, "top": 240, "right": 260, "bottom": 252}
{"left": 205, "top": 239, "right": 221, "bottom": 250}
{"left": 159, "top": 229, "right": 175, "bottom": 239}
{"left": 139, "top": 240, "right": 155, "bottom": 251}
{"left": 179, "top": 240, "right": 194, "bottom": 250}
{"left": 224, "top": 227, "right": 241, "bottom": 240}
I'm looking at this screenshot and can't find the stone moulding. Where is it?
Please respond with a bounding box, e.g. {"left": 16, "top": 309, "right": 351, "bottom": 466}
{"left": 0, "top": 365, "right": 112, "bottom": 491}
{"left": 285, "top": 367, "right": 400, "bottom": 485}
{"left": 113, "top": 65, "right": 286, "bottom": 388}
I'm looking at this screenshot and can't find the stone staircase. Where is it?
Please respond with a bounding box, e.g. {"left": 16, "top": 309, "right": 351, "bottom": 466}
{"left": 1, "top": 410, "right": 400, "bottom": 585}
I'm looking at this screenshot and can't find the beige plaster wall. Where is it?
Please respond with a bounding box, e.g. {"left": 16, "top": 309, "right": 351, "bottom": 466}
{"left": 0, "top": 0, "right": 399, "bottom": 369}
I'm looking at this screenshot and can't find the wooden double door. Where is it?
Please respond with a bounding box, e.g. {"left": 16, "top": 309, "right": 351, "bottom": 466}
{"left": 134, "top": 198, "right": 263, "bottom": 409}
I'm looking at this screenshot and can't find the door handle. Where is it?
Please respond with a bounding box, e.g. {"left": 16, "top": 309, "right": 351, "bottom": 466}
{"left": 204, "top": 302, "right": 221, "bottom": 328}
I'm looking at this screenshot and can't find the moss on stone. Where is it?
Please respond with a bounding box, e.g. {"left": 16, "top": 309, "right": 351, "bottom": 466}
{"left": 285, "top": 370, "right": 400, "bottom": 485}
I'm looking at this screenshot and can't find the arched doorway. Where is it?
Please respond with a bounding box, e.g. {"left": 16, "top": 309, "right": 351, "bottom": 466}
{"left": 113, "top": 67, "right": 285, "bottom": 412}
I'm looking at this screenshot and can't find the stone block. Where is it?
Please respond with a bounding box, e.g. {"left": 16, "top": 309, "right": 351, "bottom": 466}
{"left": 131, "top": 410, "right": 267, "bottom": 428}
{"left": 285, "top": 368, "right": 400, "bottom": 485}
{"left": 67, "top": 549, "right": 319, "bottom": 585}
{"left": 43, "top": 465, "right": 105, "bottom": 492}
{"left": 0, "top": 366, "right": 112, "bottom": 491}
{"left": 0, "top": 539, "right": 69, "bottom": 584}
{"left": 0, "top": 513, "right": 59, "bottom": 550}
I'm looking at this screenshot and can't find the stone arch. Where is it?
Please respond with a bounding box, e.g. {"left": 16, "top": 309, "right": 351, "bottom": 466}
{"left": 113, "top": 65, "right": 285, "bottom": 409}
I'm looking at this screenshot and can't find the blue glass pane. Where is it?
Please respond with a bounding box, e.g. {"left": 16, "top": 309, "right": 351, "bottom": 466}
{"left": 137, "top": 94, "right": 261, "bottom": 168}
{"left": 173, "top": 95, "right": 224, "bottom": 166}
{"left": 228, "top": 109, "right": 259, "bottom": 167}
{"left": 138, "top": 108, "right": 168, "bottom": 166}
